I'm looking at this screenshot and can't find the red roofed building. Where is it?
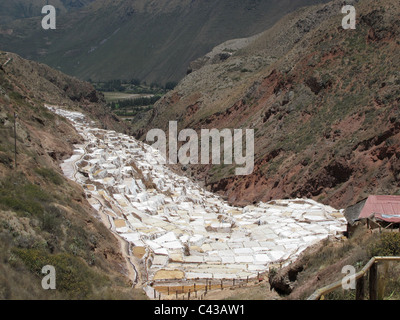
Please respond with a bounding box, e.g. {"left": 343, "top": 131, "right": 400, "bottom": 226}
{"left": 359, "top": 195, "right": 400, "bottom": 223}
{"left": 344, "top": 195, "right": 400, "bottom": 234}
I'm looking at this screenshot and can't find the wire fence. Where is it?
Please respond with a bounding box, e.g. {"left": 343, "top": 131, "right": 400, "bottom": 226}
{"left": 148, "top": 273, "right": 266, "bottom": 300}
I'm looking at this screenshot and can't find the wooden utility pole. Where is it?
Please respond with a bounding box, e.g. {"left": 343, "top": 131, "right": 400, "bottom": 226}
{"left": 14, "top": 112, "right": 17, "bottom": 169}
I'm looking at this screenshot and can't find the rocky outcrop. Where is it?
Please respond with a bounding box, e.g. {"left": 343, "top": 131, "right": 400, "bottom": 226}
{"left": 269, "top": 262, "right": 304, "bottom": 296}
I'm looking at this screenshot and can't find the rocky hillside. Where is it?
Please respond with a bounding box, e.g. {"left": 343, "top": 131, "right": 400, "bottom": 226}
{"left": 133, "top": 0, "right": 400, "bottom": 210}
{"left": 0, "top": 0, "right": 331, "bottom": 84}
{"left": 0, "top": 51, "right": 144, "bottom": 299}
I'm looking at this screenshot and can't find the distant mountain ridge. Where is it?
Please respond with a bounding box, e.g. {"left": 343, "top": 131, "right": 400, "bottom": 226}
{"left": 0, "top": 0, "right": 331, "bottom": 84}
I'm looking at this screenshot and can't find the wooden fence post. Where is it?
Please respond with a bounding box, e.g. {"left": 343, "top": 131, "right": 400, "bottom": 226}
{"left": 369, "top": 262, "right": 378, "bottom": 300}
{"left": 378, "top": 261, "right": 389, "bottom": 300}
{"left": 356, "top": 276, "right": 365, "bottom": 300}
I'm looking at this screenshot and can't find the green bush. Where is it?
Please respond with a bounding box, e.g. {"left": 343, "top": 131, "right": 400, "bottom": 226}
{"left": 0, "top": 153, "right": 12, "bottom": 168}
{"left": 0, "top": 194, "right": 44, "bottom": 217}
{"left": 0, "top": 177, "right": 64, "bottom": 237}
{"left": 0, "top": 181, "right": 49, "bottom": 217}
{"left": 13, "top": 248, "right": 109, "bottom": 299}
{"left": 370, "top": 232, "right": 400, "bottom": 257}
{"left": 40, "top": 207, "right": 61, "bottom": 234}
{"left": 34, "top": 168, "right": 63, "bottom": 186}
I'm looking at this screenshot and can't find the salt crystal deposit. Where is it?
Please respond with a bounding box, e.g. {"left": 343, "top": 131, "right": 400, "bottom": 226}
{"left": 48, "top": 106, "right": 347, "bottom": 286}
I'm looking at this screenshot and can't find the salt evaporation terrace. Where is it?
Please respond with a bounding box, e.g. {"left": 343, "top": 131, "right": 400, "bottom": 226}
{"left": 48, "top": 106, "right": 347, "bottom": 288}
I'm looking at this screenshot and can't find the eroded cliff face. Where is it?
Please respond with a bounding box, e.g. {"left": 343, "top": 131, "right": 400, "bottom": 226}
{"left": 133, "top": 0, "right": 400, "bottom": 210}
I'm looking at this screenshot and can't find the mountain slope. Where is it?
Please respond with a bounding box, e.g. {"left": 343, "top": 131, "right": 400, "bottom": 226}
{"left": 132, "top": 0, "right": 400, "bottom": 210}
{"left": 0, "top": 51, "right": 144, "bottom": 299}
{"left": 0, "top": 0, "right": 331, "bottom": 84}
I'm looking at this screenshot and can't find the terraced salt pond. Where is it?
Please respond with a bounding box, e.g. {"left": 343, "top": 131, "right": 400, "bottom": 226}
{"left": 48, "top": 106, "right": 347, "bottom": 289}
